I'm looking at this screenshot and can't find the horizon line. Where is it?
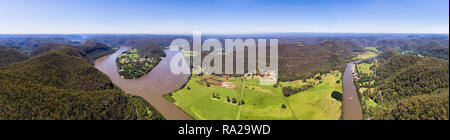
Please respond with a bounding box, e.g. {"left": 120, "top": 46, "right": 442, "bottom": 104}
{"left": 0, "top": 32, "right": 449, "bottom": 35}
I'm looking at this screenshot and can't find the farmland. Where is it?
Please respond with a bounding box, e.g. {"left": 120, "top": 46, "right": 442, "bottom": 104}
{"left": 165, "top": 71, "right": 343, "bottom": 120}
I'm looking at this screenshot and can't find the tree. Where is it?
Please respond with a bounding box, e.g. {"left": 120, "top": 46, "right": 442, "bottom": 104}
{"left": 282, "top": 86, "right": 302, "bottom": 97}
{"left": 331, "top": 91, "right": 343, "bottom": 101}
{"left": 315, "top": 76, "right": 322, "bottom": 80}
{"left": 232, "top": 97, "right": 237, "bottom": 104}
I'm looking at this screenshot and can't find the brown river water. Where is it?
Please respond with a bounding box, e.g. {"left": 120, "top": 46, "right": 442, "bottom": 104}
{"left": 95, "top": 46, "right": 193, "bottom": 120}
{"left": 95, "top": 46, "right": 363, "bottom": 120}
{"left": 342, "top": 62, "right": 363, "bottom": 120}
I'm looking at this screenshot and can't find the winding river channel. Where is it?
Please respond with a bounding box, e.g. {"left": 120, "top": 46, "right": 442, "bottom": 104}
{"left": 95, "top": 47, "right": 193, "bottom": 120}
{"left": 96, "top": 46, "right": 364, "bottom": 120}
{"left": 342, "top": 61, "right": 364, "bottom": 120}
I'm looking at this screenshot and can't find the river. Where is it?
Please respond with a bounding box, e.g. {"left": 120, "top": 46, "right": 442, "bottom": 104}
{"left": 95, "top": 46, "right": 193, "bottom": 120}
{"left": 96, "top": 46, "right": 365, "bottom": 120}
{"left": 342, "top": 61, "right": 364, "bottom": 120}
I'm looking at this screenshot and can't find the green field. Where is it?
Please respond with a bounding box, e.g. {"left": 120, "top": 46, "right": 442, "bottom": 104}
{"left": 353, "top": 47, "right": 380, "bottom": 60}
{"left": 354, "top": 51, "right": 378, "bottom": 60}
{"left": 167, "top": 72, "right": 343, "bottom": 120}
{"left": 357, "top": 63, "right": 374, "bottom": 75}
{"left": 365, "top": 47, "right": 382, "bottom": 54}
{"left": 281, "top": 72, "right": 343, "bottom": 120}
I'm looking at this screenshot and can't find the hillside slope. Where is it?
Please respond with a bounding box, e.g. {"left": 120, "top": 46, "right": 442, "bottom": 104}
{"left": 278, "top": 41, "right": 354, "bottom": 81}
{"left": 367, "top": 55, "right": 449, "bottom": 120}
{"left": 0, "top": 48, "right": 29, "bottom": 67}
{"left": 0, "top": 48, "right": 163, "bottom": 120}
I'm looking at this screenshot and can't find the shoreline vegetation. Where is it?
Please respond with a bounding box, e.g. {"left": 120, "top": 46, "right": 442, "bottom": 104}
{"left": 116, "top": 49, "right": 162, "bottom": 79}
{"left": 354, "top": 49, "right": 449, "bottom": 120}
{"left": 116, "top": 42, "right": 166, "bottom": 79}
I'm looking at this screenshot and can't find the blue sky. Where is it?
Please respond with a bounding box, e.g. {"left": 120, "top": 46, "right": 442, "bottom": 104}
{"left": 0, "top": 0, "right": 448, "bottom": 34}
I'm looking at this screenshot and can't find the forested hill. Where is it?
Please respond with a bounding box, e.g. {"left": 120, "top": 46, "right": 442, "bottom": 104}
{"left": 278, "top": 41, "right": 354, "bottom": 81}
{"left": 30, "top": 41, "right": 115, "bottom": 64}
{"left": 0, "top": 36, "right": 77, "bottom": 52}
{"left": 135, "top": 41, "right": 166, "bottom": 58}
{"left": 368, "top": 54, "right": 449, "bottom": 120}
{"left": 31, "top": 43, "right": 84, "bottom": 57}
{"left": 376, "top": 55, "right": 422, "bottom": 79}
{"left": 80, "top": 40, "right": 116, "bottom": 63}
{"left": 0, "top": 46, "right": 163, "bottom": 120}
{"left": 0, "top": 48, "right": 29, "bottom": 67}
{"left": 4, "top": 50, "right": 114, "bottom": 91}
{"left": 417, "top": 41, "right": 449, "bottom": 60}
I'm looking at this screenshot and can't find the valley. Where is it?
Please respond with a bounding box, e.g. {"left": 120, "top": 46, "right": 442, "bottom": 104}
{"left": 1, "top": 33, "right": 448, "bottom": 120}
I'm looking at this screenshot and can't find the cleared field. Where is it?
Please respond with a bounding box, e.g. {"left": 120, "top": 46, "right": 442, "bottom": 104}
{"left": 239, "top": 79, "right": 296, "bottom": 120}
{"left": 167, "top": 75, "right": 241, "bottom": 120}
{"left": 353, "top": 47, "right": 381, "bottom": 60}
{"left": 167, "top": 71, "right": 343, "bottom": 120}
{"left": 354, "top": 51, "right": 378, "bottom": 60}
{"left": 357, "top": 63, "right": 374, "bottom": 75}
{"left": 284, "top": 72, "right": 343, "bottom": 120}
{"left": 365, "top": 47, "right": 382, "bottom": 54}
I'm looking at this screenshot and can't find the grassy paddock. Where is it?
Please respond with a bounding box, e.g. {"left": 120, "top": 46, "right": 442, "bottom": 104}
{"left": 353, "top": 47, "right": 380, "bottom": 60}
{"left": 357, "top": 63, "right": 374, "bottom": 75}
{"left": 167, "top": 71, "right": 343, "bottom": 120}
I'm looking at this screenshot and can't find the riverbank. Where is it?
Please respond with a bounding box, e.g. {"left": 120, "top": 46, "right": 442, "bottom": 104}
{"left": 116, "top": 49, "right": 161, "bottom": 79}
{"left": 95, "top": 46, "right": 193, "bottom": 120}
{"left": 342, "top": 62, "right": 363, "bottom": 120}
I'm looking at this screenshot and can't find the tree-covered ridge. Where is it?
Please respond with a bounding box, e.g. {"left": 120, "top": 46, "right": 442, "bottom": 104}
{"left": 416, "top": 41, "right": 449, "bottom": 60}
{"left": 30, "top": 41, "right": 115, "bottom": 64}
{"left": 31, "top": 43, "right": 84, "bottom": 57}
{"left": 376, "top": 55, "right": 422, "bottom": 79}
{"left": 371, "top": 56, "right": 449, "bottom": 102}
{"left": 80, "top": 40, "right": 117, "bottom": 63}
{"left": 362, "top": 54, "right": 449, "bottom": 120}
{"left": 135, "top": 41, "right": 166, "bottom": 58}
{"left": 5, "top": 51, "right": 114, "bottom": 91}
{"left": 0, "top": 77, "right": 157, "bottom": 120}
{"left": 392, "top": 89, "right": 449, "bottom": 120}
{"left": 0, "top": 48, "right": 29, "bottom": 68}
{"left": 0, "top": 36, "right": 77, "bottom": 52}
{"left": 0, "top": 47, "right": 163, "bottom": 120}
{"left": 278, "top": 41, "right": 354, "bottom": 81}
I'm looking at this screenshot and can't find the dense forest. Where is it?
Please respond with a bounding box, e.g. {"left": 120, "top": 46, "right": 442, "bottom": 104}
{"left": 1, "top": 34, "right": 448, "bottom": 120}
{"left": 362, "top": 53, "right": 449, "bottom": 120}
{"left": 0, "top": 42, "right": 163, "bottom": 120}
{"left": 0, "top": 36, "right": 79, "bottom": 52}
{"left": 30, "top": 41, "right": 116, "bottom": 64}
{"left": 278, "top": 41, "right": 355, "bottom": 81}
{"left": 0, "top": 48, "right": 29, "bottom": 67}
